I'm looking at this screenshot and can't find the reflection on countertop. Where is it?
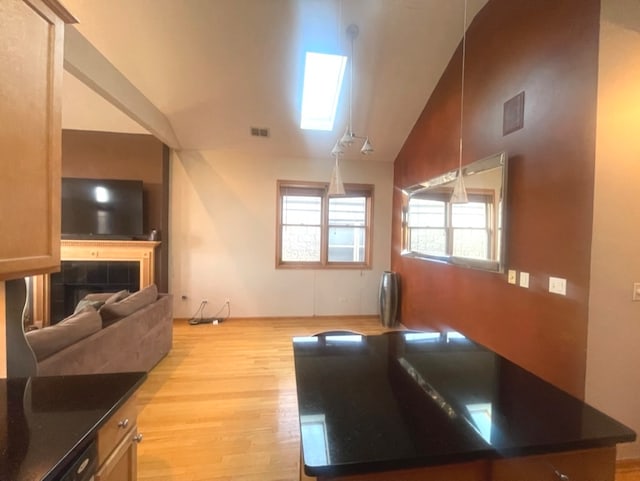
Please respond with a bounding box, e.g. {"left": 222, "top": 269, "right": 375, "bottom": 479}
{"left": 293, "top": 331, "right": 636, "bottom": 477}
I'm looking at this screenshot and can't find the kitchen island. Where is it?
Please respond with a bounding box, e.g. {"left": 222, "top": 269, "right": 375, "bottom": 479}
{"left": 293, "top": 331, "right": 635, "bottom": 480}
{"left": 0, "top": 371, "right": 146, "bottom": 481}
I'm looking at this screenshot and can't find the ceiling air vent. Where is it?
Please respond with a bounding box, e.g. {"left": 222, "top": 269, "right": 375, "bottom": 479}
{"left": 250, "top": 127, "right": 270, "bottom": 138}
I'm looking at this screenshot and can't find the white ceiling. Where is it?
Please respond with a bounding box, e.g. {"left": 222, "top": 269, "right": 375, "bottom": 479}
{"left": 61, "top": 0, "right": 487, "bottom": 162}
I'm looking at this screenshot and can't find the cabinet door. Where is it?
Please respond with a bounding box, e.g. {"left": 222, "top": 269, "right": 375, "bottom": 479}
{"left": 0, "top": 0, "right": 68, "bottom": 280}
{"left": 95, "top": 427, "right": 138, "bottom": 481}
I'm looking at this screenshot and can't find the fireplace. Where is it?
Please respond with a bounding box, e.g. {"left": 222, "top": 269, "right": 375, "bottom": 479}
{"left": 32, "top": 239, "right": 159, "bottom": 326}
{"left": 49, "top": 261, "right": 140, "bottom": 323}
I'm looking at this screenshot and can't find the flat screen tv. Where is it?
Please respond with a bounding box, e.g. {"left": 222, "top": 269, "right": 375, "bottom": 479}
{"left": 61, "top": 177, "right": 144, "bottom": 239}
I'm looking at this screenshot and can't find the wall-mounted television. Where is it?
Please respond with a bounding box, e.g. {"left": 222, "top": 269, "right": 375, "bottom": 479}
{"left": 61, "top": 177, "right": 144, "bottom": 239}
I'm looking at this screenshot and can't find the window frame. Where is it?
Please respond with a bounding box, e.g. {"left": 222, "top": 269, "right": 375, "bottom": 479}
{"left": 276, "top": 180, "right": 373, "bottom": 269}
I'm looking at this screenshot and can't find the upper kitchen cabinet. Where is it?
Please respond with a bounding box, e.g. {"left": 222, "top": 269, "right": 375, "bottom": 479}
{"left": 0, "top": 0, "right": 75, "bottom": 281}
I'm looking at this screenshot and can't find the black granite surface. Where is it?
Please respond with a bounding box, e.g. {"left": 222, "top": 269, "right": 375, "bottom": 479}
{"left": 0, "top": 371, "right": 146, "bottom": 481}
{"left": 293, "top": 331, "right": 636, "bottom": 477}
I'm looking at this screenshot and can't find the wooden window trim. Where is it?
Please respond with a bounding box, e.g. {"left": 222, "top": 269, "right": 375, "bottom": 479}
{"left": 276, "top": 180, "right": 374, "bottom": 269}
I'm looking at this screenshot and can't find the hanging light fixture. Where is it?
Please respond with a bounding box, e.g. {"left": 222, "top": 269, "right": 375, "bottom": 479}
{"left": 328, "top": 154, "right": 346, "bottom": 195}
{"left": 334, "top": 24, "right": 373, "bottom": 156}
{"left": 360, "top": 137, "right": 374, "bottom": 155}
{"left": 329, "top": 138, "right": 345, "bottom": 195}
{"left": 331, "top": 140, "right": 345, "bottom": 157}
{"left": 450, "top": 0, "right": 469, "bottom": 204}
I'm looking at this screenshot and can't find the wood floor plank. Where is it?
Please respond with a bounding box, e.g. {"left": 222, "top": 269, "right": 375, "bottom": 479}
{"left": 135, "top": 317, "right": 639, "bottom": 481}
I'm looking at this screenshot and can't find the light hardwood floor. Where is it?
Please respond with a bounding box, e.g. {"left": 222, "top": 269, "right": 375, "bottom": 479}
{"left": 136, "top": 317, "right": 639, "bottom": 481}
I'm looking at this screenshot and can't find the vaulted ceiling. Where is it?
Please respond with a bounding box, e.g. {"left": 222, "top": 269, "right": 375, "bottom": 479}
{"left": 61, "top": 0, "right": 487, "bottom": 162}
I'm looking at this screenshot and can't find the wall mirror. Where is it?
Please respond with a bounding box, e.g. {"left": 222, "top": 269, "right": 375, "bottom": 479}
{"left": 402, "top": 152, "right": 508, "bottom": 272}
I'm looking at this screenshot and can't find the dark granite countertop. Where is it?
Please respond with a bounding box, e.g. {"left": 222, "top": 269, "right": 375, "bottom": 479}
{"left": 293, "top": 331, "right": 636, "bottom": 477}
{"left": 0, "top": 371, "right": 146, "bottom": 481}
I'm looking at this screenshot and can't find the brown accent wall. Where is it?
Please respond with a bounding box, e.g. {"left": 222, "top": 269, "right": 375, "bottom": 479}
{"left": 61, "top": 129, "right": 169, "bottom": 292}
{"left": 391, "top": 0, "right": 601, "bottom": 398}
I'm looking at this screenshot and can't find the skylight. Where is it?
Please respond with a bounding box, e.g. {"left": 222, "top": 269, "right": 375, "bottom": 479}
{"left": 300, "top": 52, "right": 347, "bottom": 131}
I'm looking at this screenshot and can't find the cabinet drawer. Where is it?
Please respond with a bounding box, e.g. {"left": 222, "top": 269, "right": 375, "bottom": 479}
{"left": 98, "top": 395, "right": 138, "bottom": 465}
{"left": 95, "top": 425, "right": 138, "bottom": 481}
{"left": 491, "top": 447, "right": 616, "bottom": 481}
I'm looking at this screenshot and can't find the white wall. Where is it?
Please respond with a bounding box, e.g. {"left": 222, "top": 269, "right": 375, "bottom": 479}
{"left": 169, "top": 149, "right": 394, "bottom": 319}
{"left": 586, "top": 0, "right": 640, "bottom": 459}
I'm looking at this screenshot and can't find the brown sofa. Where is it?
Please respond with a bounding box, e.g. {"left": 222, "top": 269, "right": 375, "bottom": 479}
{"left": 26, "top": 285, "right": 173, "bottom": 376}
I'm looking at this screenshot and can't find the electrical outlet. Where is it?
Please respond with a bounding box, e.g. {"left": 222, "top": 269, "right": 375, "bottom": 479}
{"left": 549, "top": 277, "right": 567, "bottom": 296}
{"left": 519, "top": 272, "right": 530, "bottom": 288}
{"left": 202, "top": 299, "right": 208, "bottom": 304}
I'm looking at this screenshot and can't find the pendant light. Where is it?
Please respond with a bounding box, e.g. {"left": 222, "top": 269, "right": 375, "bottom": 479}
{"left": 450, "top": 0, "right": 469, "bottom": 204}
{"left": 329, "top": 140, "right": 345, "bottom": 195}
{"left": 335, "top": 24, "right": 373, "bottom": 156}
{"left": 328, "top": 155, "right": 345, "bottom": 195}
{"left": 331, "top": 140, "right": 345, "bottom": 157}
{"left": 360, "top": 137, "right": 374, "bottom": 154}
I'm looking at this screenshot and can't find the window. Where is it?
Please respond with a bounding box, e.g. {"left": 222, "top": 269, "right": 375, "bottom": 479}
{"left": 277, "top": 181, "right": 373, "bottom": 268}
{"left": 300, "top": 52, "right": 347, "bottom": 131}
{"left": 405, "top": 191, "right": 495, "bottom": 261}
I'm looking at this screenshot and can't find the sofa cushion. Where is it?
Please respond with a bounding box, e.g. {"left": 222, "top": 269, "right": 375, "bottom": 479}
{"left": 26, "top": 307, "right": 102, "bottom": 361}
{"left": 99, "top": 284, "right": 158, "bottom": 326}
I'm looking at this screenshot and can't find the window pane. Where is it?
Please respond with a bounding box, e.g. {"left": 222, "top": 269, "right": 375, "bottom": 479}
{"left": 408, "top": 198, "right": 445, "bottom": 227}
{"left": 409, "top": 228, "right": 446, "bottom": 255}
{"left": 452, "top": 229, "right": 488, "bottom": 259}
{"left": 282, "top": 226, "right": 321, "bottom": 261}
{"left": 282, "top": 195, "right": 321, "bottom": 225}
{"left": 300, "top": 52, "right": 347, "bottom": 131}
{"left": 451, "top": 202, "right": 487, "bottom": 228}
{"left": 328, "top": 197, "right": 366, "bottom": 226}
{"left": 328, "top": 226, "right": 365, "bottom": 262}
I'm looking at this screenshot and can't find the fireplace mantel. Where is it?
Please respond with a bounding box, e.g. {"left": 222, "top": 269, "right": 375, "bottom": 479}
{"left": 33, "top": 240, "right": 160, "bottom": 325}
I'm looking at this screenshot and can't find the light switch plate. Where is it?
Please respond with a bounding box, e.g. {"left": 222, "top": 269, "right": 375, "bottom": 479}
{"left": 549, "top": 276, "right": 567, "bottom": 296}
{"left": 508, "top": 270, "right": 517, "bottom": 284}
{"left": 519, "top": 272, "right": 530, "bottom": 288}
{"left": 633, "top": 283, "right": 640, "bottom": 301}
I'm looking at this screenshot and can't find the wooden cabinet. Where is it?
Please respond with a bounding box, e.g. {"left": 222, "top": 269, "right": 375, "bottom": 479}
{"left": 491, "top": 447, "right": 616, "bottom": 481}
{"left": 0, "top": 0, "right": 74, "bottom": 281}
{"left": 96, "top": 395, "right": 141, "bottom": 481}
{"left": 300, "top": 447, "right": 617, "bottom": 481}
{"left": 300, "top": 460, "right": 490, "bottom": 481}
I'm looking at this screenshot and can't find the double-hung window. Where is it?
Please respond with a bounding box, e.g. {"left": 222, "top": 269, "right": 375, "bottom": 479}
{"left": 277, "top": 181, "right": 373, "bottom": 268}
{"left": 405, "top": 191, "right": 495, "bottom": 261}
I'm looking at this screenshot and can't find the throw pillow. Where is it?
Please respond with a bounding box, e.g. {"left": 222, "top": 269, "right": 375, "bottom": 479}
{"left": 26, "top": 306, "right": 102, "bottom": 361}
{"left": 105, "top": 289, "right": 130, "bottom": 305}
{"left": 84, "top": 290, "right": 130, "bottom": 304}
{"left": 83, "top": 292, "right": 115, "bottom": 302}
{"left": 99, "top": 284, "right": 158, "bottom": 326}
{"left": 73, "top": 298, "right": 106, "bottom": 315}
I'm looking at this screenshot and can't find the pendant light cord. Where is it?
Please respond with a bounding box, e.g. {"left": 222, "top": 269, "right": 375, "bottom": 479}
{"left": 349, "top": 27, "right": 354, "bottom": 136}
{"left": 459, "top": 0, "right": 468, "bottom": 171}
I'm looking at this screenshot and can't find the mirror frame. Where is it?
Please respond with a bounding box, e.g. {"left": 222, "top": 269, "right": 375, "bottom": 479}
{"left": 401, "top": 151, "right": 508, "bottom": 273}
